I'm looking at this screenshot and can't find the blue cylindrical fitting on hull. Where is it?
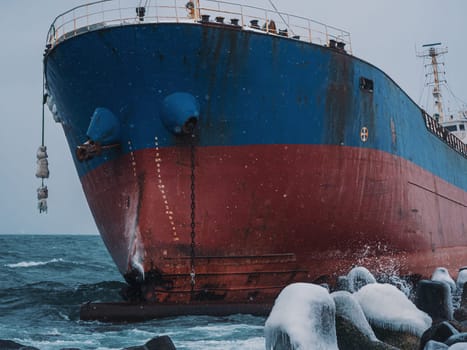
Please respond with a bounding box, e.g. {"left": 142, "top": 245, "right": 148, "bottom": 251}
{"left": 161, "top": 92, "right": 199, "bottom": 135}
{"left": 87, "top": 107, "right": 121, "bottom": 143}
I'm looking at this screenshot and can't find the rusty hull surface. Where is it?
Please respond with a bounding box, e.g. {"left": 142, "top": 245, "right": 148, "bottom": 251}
{"left": 81, "top": 144, "right": 467, "bottom": 305}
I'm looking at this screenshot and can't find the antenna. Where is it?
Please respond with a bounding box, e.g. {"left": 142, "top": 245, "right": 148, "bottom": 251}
{"left": 417, "top": 43, "right": 448, "bottom": 123}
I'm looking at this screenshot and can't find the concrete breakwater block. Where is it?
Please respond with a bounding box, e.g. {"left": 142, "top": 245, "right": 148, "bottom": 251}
{"left": 264, "top": 278, "right": 432, "bottom": 350}
{"left": 264, "top": 283, "right": 338, "bottom": 350}
{"left": 332, "top": 291, "right": 397, "bottom": 349}
{"left": 416, "top": 280, "right": 453, "bottom": 322}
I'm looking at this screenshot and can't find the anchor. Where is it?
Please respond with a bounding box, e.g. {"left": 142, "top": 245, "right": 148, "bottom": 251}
{"left": 76, "top": 107, "right": 121, "bottom": 162}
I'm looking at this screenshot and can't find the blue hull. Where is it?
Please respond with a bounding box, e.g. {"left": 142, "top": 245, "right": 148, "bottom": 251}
{"left": 46, "top": 23, "right": 467, "bottom": 189}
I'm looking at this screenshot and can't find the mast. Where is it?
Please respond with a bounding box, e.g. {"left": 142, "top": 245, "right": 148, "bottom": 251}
{"left": 418, "top": 43, "right": 448, "bottom": 123}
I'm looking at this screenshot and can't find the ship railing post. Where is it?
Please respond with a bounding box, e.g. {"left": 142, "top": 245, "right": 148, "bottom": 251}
{"left": 156, "top": 1, "right": 160, "bottom": 22}
{"left": 118, "top": 0, "right": 122, "bottom": 24}
{"left": 72, "top": 6, "right": 78, "bottom": 35}
{"left": 325, "top": 24, "right": 329, "bottom": 46}
{"left": 240, "top": 4, "right": 244, "bottom": 27}
{"left": 101, "top": 0, "right": 105, "bottom": 24}
{"left": 85, "top": 3, "right": 89, "bottom": 29}
{"left": 174, "top": 0, "right": 179, "bottom": 23}
{"left": 307, "top": 19, "right": 312, "bottom": 43}
{"left": 61, "top": 14, "right": 66, "bottom": 40}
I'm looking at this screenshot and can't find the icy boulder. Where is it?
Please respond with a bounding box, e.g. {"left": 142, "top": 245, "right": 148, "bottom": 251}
{"left": 355, "top": 283, "right": 431, "bottom": 337}
{"left": 424, "top": 340, "right": 449, "bottom": 349}
{"left": 454, "top": 283, "right": 467, "bottom": 322}
{"left": 419, "top": 320, "right": 459, "bottom": 349}
{"left": 457, "top": 268, "right": 467, "bottom": 290}
{"left": 332, "top": 290, "right": 377, "bottom": 341}
{"left": 347, "top": 266, "right": 377, "bottom": 292}
{"left": 432, "top": 267, "right": 456, "bottom": 293}
{"left": 265, "top": 283, "right": 338, "bottom": 350}
{"left": 331, "top": 290, "right": 398, "bottom": 349}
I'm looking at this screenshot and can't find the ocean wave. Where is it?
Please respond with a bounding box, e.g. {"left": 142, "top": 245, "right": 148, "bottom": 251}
{"left": 0, "top": 281, "right": 126, "bottom": 314}
{"left": 176, "top": 337, "right": 264, "bottom": 350}
{"left": 5, "top": 258, "right": 64, "bottom": 268}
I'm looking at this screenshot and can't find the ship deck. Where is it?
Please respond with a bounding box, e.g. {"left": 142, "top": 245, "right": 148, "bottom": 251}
{"left": 45, "top": 0, "right": 352, "bottom": 53}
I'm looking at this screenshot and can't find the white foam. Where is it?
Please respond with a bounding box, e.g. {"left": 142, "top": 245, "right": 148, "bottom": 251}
{"left": 177, "top": 337, "right": 264, "bottom": 350}
{"left": 6, "top": 258, "right": 63, "bottom": 268}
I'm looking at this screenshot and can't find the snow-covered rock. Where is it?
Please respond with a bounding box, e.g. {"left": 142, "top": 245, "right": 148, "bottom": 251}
{"left": 420, "top": 321, "right": 459, "bottom": 349}
{"left": 424, "top": 340, "right": 449, "bottom": 349}
{"left": 432, "top": 267, "right": 456, "bottom": 293}
{"left": 347, "top": 266, "right": 377, "bottom": 292}
{"left": 457, "top": 268, "right": 467, "bottom": 290}
{"left": 355, "top": 283, "right": 432, "bottom": 337}
{"left": 416, "top": 280, "right": 453, "bottom": 322}
{"left": 332, "top": 290, "right": 377, "bottom": 341}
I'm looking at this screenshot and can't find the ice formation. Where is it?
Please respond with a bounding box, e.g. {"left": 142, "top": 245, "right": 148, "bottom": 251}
{"left": 449, "top": 343, "right": 467, "bottom": 349}
{"left": 265, "top": 283, "right": 338, "bottom": 350}
{"left": 432, "top": 267, "right": 456, "bottom": 293}
{"left": 456, "top": 268, "right": 467, "bottom": 290}
{"left": 331, "top": 290, "right": 378, "bottom": 341}
{"left": 354, "top": 283, "right": 432, "bottom": 337}
{"left": 346, "top": 266, "right": 376, "bottom": 292}
{"left": 424, "top": 340, "right": 448, "bottom": 349}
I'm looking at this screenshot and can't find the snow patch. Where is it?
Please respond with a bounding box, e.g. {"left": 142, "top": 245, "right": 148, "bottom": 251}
{"left": 354, "top": 283, "right": 432, "bottom": 337}
{"left": 265, "top": 283, "right": 338, "bottom": 350}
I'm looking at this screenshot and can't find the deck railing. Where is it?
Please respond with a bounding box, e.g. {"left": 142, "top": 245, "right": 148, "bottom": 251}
{"left": 46, "top": 0, "right": 352, "bottom": 53}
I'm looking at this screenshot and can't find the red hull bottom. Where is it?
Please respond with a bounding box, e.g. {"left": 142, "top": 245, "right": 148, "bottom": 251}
{"left": 81, "top": 144, "right": 467, "bottom": 303}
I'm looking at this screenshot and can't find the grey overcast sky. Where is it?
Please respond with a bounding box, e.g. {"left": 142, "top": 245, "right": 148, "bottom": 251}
{"left": 0, "top": 0, "right": 466, "bottom": 234}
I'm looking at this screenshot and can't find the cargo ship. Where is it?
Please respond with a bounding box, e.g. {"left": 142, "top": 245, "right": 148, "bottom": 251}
{"left": 42, "top": 0, "right": 467, "bottom": 305}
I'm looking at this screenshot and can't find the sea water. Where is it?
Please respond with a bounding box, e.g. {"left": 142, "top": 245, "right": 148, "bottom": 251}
{"left": 0, "top": 235, "right": 265, "bottom": 350}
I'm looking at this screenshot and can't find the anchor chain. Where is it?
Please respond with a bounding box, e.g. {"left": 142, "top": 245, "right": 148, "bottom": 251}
{"left": 189, "top": 133, "right": 196, "bottom": 295}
